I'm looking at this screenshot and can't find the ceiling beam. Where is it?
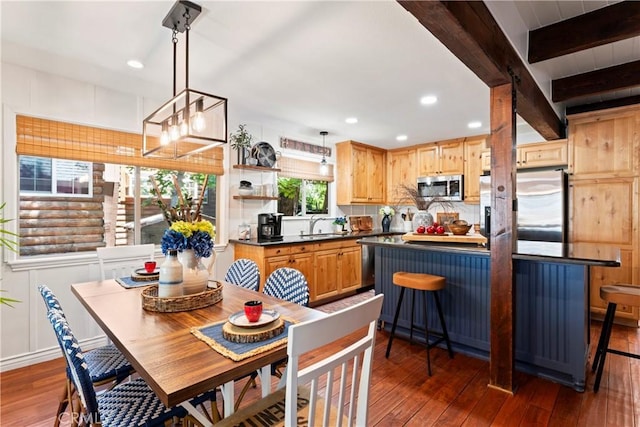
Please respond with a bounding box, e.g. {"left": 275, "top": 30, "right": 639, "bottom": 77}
{"left": 566, "top": 94, "right": 640, "bottom": 116}
{"left": 552, "top": 60, "right": 640, "bottom": 102}
{"left": 398, "top": 0, "right": 564, "bottom": 140}
{"left": 528, "top": 1, "right": 640, "bottom": 64}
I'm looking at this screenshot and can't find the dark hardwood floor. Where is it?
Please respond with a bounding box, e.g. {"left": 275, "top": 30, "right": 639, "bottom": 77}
{"left": 1, "top": 319, "right": 638, "bottom": 426}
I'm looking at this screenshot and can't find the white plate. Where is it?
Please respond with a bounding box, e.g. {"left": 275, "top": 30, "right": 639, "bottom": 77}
{"left": 228, "top": 309, "right": 280, "bottom": 329}
{"left": 134, "top": 267, "right": 160, "bottom": 276}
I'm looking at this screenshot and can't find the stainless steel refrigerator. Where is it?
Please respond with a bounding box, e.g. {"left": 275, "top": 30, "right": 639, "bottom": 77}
{"left": 479, "top": 169, "right": 568, "bottom": 243}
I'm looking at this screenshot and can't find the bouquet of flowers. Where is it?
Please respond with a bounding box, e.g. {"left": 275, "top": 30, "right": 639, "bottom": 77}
{"left": 161, "top": 220, "right": 215, "bottom": 258}
{"left": 153, "top": 174, "right": 215, "bottom": 259}
{"left": 379, "top": 206, "right": 395, "bottom": 217}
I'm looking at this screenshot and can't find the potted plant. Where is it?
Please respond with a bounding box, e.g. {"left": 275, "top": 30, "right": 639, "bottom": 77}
{"left": 332, "top": 216, "right": 348, "bottom": 233}
{"left": 0, "top": 202, "right": 20, "bottom": 307}
{"left": 229, "top": 124, "right": 254, "bottom": 165}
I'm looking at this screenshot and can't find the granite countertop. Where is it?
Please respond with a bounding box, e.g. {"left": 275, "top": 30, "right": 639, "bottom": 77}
{"left": 230, "top": 230, "right": 401, "bottom": 247}
{"left": 356, "top": 235, "right": 621, "bottom": 267}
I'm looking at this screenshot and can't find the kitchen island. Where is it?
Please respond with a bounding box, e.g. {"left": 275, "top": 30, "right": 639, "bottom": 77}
{"left": 358, "top": 235, "right": 620, "bottom": 391}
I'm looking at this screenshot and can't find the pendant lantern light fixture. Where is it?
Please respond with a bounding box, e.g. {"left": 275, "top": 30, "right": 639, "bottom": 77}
{"left": 143, "top": 0, "right": 228, "bottom": 159}
{"left": 319, "top": 131, "right": 329, "bottom": 175}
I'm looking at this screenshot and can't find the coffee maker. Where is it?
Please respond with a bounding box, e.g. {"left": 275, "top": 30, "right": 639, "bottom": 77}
{"left": 257, "top": 213, "right": 283, "bottom": 242}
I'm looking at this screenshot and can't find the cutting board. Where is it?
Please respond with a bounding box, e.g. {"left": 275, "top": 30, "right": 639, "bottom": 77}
{"left": 402, "top": 232, "right": 487, "bottom": 245}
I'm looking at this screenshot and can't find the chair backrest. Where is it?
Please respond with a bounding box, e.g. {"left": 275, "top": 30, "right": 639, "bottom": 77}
{"left": 224, "top": 258, "right": 260, "bottom": 291}
{"left": 47, "top": 308, "right": 101, "bottom": 422}
{"left": 38, "top": 284, "right": 64, "bottom": 314}
{"left": 283, "top": 294, "right": 383, "bottom": 427}
{"left": 97, "top": 244, "right": 155, "bottom": 280}
{"left": 263, "top": 267, "right": 310, "bottom": 306}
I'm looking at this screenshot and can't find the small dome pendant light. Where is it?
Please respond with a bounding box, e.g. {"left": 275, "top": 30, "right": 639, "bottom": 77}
{"left": 319, "top": 131, "right": 329, "bottom": 175}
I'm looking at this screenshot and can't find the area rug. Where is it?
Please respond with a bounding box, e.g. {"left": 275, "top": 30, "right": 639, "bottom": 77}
{"left": 314, "top": 289, "right": 375, "bottom": 314}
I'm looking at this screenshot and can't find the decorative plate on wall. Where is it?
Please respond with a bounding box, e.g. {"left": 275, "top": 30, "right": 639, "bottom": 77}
{"left": 251, "top": 142, "right": 276, "bottom": 168}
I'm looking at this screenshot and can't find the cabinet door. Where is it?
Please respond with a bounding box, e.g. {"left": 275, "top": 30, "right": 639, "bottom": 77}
{"left": 518, "top": 140, "right": 567, "bottom": 169}
{"left": 290, "top": 252, "right": 315, "bottom": 298}
{"left": 314, "top": 249, "right": 340, "bottom": 301}
{"left": 417, "top": 145, "right": 439, "bottom": 176}
{"left": 463, "top": 138, "right": 486, "bottom": 203}
{"left": 264, "top": 255, "right": 291, "bottom": 283}
{"left": 481, "top": 151, "right": 491, "bottom": 172}
{"left": 339, "top": 246, "right": 362, "bottom": 293}
{"left": 351, "top": 144, "right": 370, "bottom": 202}
{"left": 439, "top": 142, "right": 465, "bottom": 175}
{"left": 387, "top": 149, "right": 417, "bottom": 204}
{"left": 367, "top": 148, "right": 386, "bottom": 203}
{"left": 569, "top": 110, "right": 638, "bottom": 177}
{"left": 569, "top": 177, "right": 635, "bottom": 246}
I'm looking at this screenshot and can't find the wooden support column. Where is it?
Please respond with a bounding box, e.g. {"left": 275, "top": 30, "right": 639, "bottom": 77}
{"left": 488, "top": 82, "right": 517, "bottom": 393}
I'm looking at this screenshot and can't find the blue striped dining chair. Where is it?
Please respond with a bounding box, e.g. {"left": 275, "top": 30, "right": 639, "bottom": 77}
{"left": 224, "top": 258, "right": 260, "bottom": 291}
{"left": 46, "top": 308, "right": 195, "bottom": 426}
{"left": 263, "top": 267, "right": 310, "bottom": 307}
{"left": 38, "top": 285, "right": 135, "bottom": 427}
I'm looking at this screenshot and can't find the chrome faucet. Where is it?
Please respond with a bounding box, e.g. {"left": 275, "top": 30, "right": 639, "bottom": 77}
{"left": 308, "top": 215, "right": 332, "bottom": 235}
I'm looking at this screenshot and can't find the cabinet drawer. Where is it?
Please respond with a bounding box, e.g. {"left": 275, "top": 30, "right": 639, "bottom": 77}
{"left": 290, "top": 243, "right": 316, "bottom": 254}
{"left": 263, "top": 246, "right": 291, "bottom": 257}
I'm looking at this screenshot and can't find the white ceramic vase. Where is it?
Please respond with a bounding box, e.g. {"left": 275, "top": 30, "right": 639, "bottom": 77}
{"left": 158, "top": 250, "right": 183, "bottom": 298}
{"left": 178, "top": 249, "right": 209, "bottom": 295}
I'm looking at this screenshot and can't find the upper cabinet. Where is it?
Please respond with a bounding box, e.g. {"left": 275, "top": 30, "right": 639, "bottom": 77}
{"left": 463, "top": 136, "right": 488, "bottom": 203}
{"left": 336, "top": 141, "right": 386, "bottom": 205}
{"left": 481, "top": 139, "right": 568, "bottom": 172}
{"left": 568, "top": 106, "right": 640, "bottom": 178}
{"left": 386, "top": 148, "right": 417, "bottom": 204}
{"left": 417, "top": 139, "right": 464, "bottom": 176}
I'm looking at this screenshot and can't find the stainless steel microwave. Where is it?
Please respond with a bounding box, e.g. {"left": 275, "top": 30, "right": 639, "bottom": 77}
{"left": 416, "top": 174, "right": 464, "bottom": 201}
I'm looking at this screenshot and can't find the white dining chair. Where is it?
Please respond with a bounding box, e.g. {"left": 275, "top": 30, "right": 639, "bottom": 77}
{"left": 96, "top": 244, "right": 155, "bottom": 280}
{"left": 217, "top": 293, "right": 384, "bottom": 427}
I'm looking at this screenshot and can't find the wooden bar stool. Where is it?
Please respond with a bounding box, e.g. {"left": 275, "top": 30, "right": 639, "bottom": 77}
{"left": 591, "top": 284, "right": 640, "bottom": 392}
{"left": 385, "top": 272, "right": 454, "bottom": 375}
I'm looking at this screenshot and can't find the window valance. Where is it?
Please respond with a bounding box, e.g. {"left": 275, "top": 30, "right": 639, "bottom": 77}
{"left": 278, "top": 156, "right": 334, "bottom": 182}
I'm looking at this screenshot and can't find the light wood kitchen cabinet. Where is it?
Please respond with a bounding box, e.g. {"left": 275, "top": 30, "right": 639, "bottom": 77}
{"left": 233, "top": 238, "right": 363, "bottom": 305}
{"left": 567, "top": 105, "right": 640, "bottom": 325}
{"left": 313, "top": 239, "right": 362, "bottom": 302}
{"left": 336, "top": 141, "right": 386, "bottom": 205}
{"left": 386, "top": 148, "right": 417, "bottom": 204}
{"left": 417, "top": 139, "right": 464, "bottom": 176}
{"left": 568, "top": 105, "right": 640, "bottom": 178}
{"left": 463, "top": 136, "right": 488, "bottom": 203}
{"left": 233, "top": 243, "right": 316, "bottom": 293}
{"left": 481, "top": 140, "right": 567, "bottom": 172}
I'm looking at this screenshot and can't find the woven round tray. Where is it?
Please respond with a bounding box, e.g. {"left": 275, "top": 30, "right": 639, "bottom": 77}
{"left": 222, "top": 317, "right": 285, "bottom": 343}
{"left": 141, "top": 281, "right": 223, "bottom": 312}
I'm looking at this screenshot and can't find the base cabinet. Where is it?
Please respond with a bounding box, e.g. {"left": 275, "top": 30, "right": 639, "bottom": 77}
{"left": 233, "top": 238, "right": 363, "bottom": 305}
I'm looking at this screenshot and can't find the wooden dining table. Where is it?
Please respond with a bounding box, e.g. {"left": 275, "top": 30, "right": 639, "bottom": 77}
{"left": 71, "top": 279, "right": 325, "bottom": 424}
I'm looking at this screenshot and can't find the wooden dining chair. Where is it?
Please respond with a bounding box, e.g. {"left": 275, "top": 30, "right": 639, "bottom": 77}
{"left": 96, "top": 244, "right": 155, "bottom": 280}
{"left": 224, "top": 258, "right": 260, "bottom": 291}
{"left": 38, "top": 285, "right": 135, "bottom": 427}
{"left": 217, "top": 294, "right": 384, "bottom": 427}
{"left": 45, "top": 308, "right": 204, "bottom": 427}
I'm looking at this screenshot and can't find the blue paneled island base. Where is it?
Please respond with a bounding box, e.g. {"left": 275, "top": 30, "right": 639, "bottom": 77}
{"left": 360, "top": 236, "right": 620, "bottom": 392}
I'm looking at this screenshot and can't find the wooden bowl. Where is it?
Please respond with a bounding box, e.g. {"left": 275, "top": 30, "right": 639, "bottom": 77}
{"left": 448, "top": 220, "right": 472, "bottom": 235}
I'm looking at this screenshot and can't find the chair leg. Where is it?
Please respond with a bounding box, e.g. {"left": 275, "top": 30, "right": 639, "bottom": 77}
{"left": 592, "top": 301, "right": 616, "bottom": 373}
{"left": 235, "top": 372, "right": 259, "bottom": 412}
{"left": 594, "top": 302, "right": 617, "bottom": 393}
{"left": 386, "top": 287, "right": 406, "bottom": 358}
{"left": 53, "top": 379, "right": 70, "bottom": 427}
{"left": 409, "top": 289, "right": 416, "bottom": 344}
{"left": 423, "top": 290, "right": 432, "bottom": 376}
{"left": 433, "top": 292, "right": 454, "bottom": 359}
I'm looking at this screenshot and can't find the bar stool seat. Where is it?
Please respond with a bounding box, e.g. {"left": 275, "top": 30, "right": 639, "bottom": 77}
{"left": 386, "top": 272, "right": 454, "bottom": 376}
{"left": 591, "top": 284, "right": 640, "bottom": 393}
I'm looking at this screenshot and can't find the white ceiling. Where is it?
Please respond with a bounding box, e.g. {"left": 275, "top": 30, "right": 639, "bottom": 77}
{"left": 2, "top": 1, "right": 638, "bottom": 150}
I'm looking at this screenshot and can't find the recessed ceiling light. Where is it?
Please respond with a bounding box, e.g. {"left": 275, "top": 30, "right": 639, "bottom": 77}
{"left": 420, "top": 95, "right": 438, "bottom": 105}
{"left": 468, "top": 121, "right": 482, "bottom": 129}
{"left": 345, "top": 117, "right": 358, "bottom": 124}
{"left": 396, "top": 135, "right": 408, "bottom": 141}
{"left": 127, "top": 59, "right": 144, "bottom": 69}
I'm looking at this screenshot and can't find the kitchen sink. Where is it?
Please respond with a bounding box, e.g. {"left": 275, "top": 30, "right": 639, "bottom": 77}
{"left": 298, "top": 233, "right": 347, "bottom": 239}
